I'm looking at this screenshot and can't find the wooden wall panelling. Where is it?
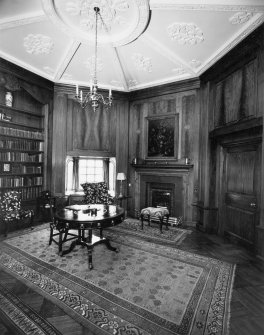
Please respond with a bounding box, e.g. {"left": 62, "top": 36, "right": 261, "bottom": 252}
{"left": 256, "top": 26, "right": 264, "bottom": 259}
{"left": 66, "top": 98, "right": 74, "bottom": 152}
{"left": 115, "top": 100, "right": 129, "bottom": 199}
{"left": 109, "top": 103, "right": 117, "bottom": 156}
{"left": 51, "top": 93, "right": 67, "bottom": 195}
{"left": 128, "top": 103, "right": 142, "bottom": 216}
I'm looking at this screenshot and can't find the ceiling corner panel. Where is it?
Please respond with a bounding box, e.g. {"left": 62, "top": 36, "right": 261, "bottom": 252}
{"left": 0, "top": 0, "right": 43, "bottom": 20}
{"left": 0, "top": 20, "right": 74, "bottom": 80}
{"left": 117, "top": 37, "right": 193, "bottom": 90}
{"left": 148, "top": 8, "right": 262, "bottom": 73}
{"left": 60, "top": 43, "right": 125, "bottom": 90}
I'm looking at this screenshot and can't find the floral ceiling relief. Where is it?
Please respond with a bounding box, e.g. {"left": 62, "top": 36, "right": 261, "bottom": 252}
{"left": 167, "top": 23, "right": 204, "bottom": 45}
{"left": 190, "top": 59, "right": 202, "bottom": 69}
{"left": 24, "top": 34, "right": 54, "bottom": 55}
{"left": 229, "top": 12, "right": 253, "bottom": 25}
{"left": 132, "top": 53, "right": 152, "bottom": 73}
{"left": 172, "top": 66, "right": 186, "bottom": 75}
{"left": 65, "top": 0, "right": 129, "bottom": 31}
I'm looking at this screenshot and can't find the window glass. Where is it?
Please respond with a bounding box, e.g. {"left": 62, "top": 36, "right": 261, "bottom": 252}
{"left": 65, "top": 156, "right": 116, "bottom": 195}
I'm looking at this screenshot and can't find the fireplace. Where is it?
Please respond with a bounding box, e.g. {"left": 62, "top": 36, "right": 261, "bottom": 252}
{"left": 147, "top": 183, "right": 174, "bottom": 214}
{"left": 132, "top": 164, "right": 193, "bottom": 222}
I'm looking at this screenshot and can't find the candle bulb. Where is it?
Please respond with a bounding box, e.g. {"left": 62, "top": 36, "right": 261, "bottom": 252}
{"left": 76, "top": 84, "right": 79, "bottom": 96}
{"left": 109, "top": 88, "right": 112, "bottom": 97}
{"left": 80, "top": 90, "right": 83, "bottom": 102}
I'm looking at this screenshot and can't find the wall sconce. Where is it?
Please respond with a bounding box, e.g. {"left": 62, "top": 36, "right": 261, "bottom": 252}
{"left": 117, "top": 172, "right": 126, "bottom": 198}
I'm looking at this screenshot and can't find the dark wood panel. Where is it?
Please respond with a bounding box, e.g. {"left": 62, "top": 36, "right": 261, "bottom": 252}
{"left": 225, "top": 192, "right": 256, "bottom": 212}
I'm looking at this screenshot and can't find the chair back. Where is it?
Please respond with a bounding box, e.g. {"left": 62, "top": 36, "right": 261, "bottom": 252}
{"left": 0, "top": 191, "right": 21, "bottom": 221}
{"left": 81, "top": 182, "right": 114, "bottom": 205}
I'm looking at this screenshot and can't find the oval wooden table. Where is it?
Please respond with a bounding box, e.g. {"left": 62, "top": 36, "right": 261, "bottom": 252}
{"left": 55, "top": 204, "right": 125, "bottom": 270}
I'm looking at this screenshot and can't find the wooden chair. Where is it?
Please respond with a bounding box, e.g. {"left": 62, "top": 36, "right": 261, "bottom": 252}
{"left": 81, "top": 182, "right": 114, "bottom": 205}
{"left": 0, "top": 190, "right": 34, "bottom": 237}
{"left": 48, "top": 193, "right": 79, "bottom": 254}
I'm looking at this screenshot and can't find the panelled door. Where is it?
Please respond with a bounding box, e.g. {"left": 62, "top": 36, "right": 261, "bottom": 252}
{"left": 221, "top": 140, "right": 261, "bottom": 248}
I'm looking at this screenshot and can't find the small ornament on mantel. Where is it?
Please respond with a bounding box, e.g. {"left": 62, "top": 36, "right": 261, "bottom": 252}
{"left": 5, "top": 91, "right": 13, "bottom": 107}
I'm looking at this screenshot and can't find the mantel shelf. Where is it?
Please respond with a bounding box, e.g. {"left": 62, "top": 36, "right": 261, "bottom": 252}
{"left": 131, "top": 163, "right": 193, "bottom": 170}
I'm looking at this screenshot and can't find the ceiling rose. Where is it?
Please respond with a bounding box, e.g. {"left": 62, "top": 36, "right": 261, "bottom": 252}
{"left": 42, "top": 0, "right": 150, "bottom": 46}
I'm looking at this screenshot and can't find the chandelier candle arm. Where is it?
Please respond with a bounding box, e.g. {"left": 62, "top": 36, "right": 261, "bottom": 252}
{"left": 74, "top": 7, "right": 113, "bottom": 113}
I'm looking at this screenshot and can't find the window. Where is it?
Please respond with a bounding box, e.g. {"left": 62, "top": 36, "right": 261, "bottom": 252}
{"left": 66, "top": 156, "right": 116, "bottom": 195}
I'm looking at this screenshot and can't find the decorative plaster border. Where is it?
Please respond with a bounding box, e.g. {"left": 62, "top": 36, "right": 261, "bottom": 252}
{"left": 41, "top": 0, "right": 150, "bottom": 47}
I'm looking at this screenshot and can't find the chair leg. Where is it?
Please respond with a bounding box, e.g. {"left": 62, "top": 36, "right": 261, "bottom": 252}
{"left": 30, "top": 212, "right": 34, "bottom": 230}
{"left": 49, "top": 227, "right": 53, "bottom": 245}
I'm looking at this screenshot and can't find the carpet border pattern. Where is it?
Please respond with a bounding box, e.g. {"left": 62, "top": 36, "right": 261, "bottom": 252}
{"left": 0, "top": 282, "right": 62, "bottom": 335}
{"left": 0, "top": 231, "right": 236, "bottom": 335}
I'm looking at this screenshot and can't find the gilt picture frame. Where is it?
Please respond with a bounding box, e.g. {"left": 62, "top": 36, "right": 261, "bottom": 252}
{"left": 145, "top": 114, "right": 179, "bottom": 160}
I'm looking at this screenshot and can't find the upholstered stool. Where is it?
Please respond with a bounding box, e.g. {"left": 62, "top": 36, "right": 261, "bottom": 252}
{"left": 140, "top": 207, "right": 169, "bottom": 233}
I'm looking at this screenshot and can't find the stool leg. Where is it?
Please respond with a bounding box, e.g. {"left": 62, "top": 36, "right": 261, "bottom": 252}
{"left": 148, "top": 215, "right": 151, "bottom": 227}
{"left": 159, "top": 217, "right": 163, "bottom": 233}
{"left": 165, "top": 215, "right": 169, "bottom": 230}
{"left": 140, "top": 214, "right": 144, "bottom": 230}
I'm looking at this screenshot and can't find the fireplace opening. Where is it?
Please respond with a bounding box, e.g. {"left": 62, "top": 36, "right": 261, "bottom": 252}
{"left": 147, "top": 182, "right": 175, "bottom": 216}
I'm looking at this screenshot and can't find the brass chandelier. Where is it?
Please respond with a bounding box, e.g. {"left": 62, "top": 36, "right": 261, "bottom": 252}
{"left": 75, "top": 7, "right": 113, "bottom": 112}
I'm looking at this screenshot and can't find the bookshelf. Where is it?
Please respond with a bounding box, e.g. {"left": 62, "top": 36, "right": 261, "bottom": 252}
{"left": 0, "top": 104, "right": 45, "bottom": 202}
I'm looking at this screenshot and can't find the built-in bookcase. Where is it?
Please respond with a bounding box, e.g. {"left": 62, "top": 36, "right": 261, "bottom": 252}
{"left": 0, "top": 104, "right": 45, "bottom": 202}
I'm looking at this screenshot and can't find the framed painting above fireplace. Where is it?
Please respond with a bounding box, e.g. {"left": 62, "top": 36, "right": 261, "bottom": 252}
{"left": 145, "top": 114, "right": 179, "bottom": 160}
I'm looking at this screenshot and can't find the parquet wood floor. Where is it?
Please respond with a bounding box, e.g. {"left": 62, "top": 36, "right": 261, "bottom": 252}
{"left": 0, "top": 221, "right": 263, "bottom": 335}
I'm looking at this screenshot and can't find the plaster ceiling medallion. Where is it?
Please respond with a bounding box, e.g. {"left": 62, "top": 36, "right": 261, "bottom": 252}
{"left": 167, "top": 23, "right": 204, "bottom": 45}
{"left": 132, "top": 53, "right": 152, "bottom": 72}
{"left": 229, "top": 12, "right": 254, "bottom": 25}
{"left": 23, "top": 34, "right": 54, "bottom": 55}
{"left": 41, "top": 0, "right": 150, "bottom": 46}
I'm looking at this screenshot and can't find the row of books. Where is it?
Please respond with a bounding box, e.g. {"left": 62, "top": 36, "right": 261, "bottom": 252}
{"left": 0, "top": 125, "right": 44, "bottom": 140}
{"left": 0, "top": 186, "right": 43, "bottom": 201}
{"left": 0, "top": 139, "right": 44, "bottom": 151}
{"left": 0, "top": 151, "right": 43, "bottom": 162}
{"left": 0, "top": 176, "right": 43, "bottom": 187}
{"left": 0, "top": 163, "right": 42, "bottom": 174}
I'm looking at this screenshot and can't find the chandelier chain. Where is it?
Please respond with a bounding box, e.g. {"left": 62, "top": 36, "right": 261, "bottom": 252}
{"left": 75, "top": 7, "right": 112, "bottom": 112}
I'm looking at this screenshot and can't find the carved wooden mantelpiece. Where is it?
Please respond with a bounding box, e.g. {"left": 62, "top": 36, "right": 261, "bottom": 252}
{"left": 133, "top": 165, "right": 193, "bottom": 220}
{"left": 132, "top": 163, "right": 193, "bottom": 170}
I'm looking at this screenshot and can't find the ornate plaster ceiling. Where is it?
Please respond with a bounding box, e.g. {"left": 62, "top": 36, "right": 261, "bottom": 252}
{"left": 0, "top": 0, "right": 263, "bottom": 92}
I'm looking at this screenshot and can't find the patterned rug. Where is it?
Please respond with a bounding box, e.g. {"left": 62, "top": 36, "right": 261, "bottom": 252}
{"left": 0, "top": 226, "right": 236, "bottom": 335}
{"left": 0, "top": 282, "right": 62, "bottom": 335}
{"left": 106, "top": 218, "right": 191, "bottom": 245}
